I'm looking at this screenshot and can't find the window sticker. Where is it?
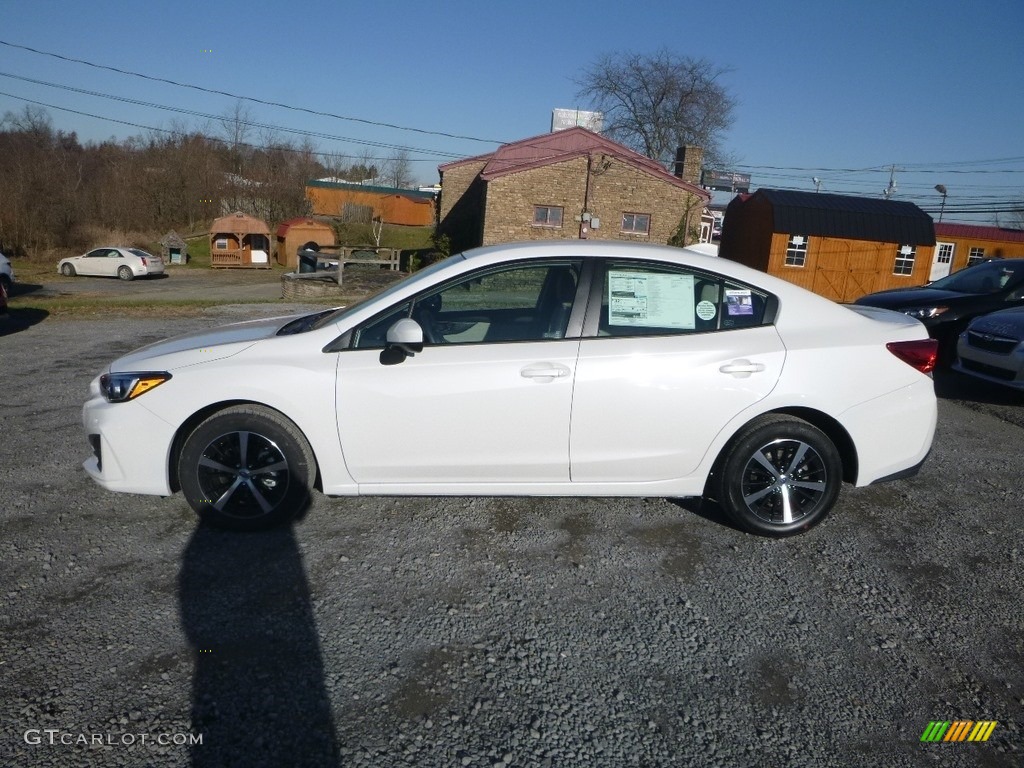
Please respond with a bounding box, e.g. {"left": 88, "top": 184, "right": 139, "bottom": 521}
{"left": 608, "top": 271, "right": 695, "bottom": 329}
{"left": 695, "top": 300, "right": 717, "bottom": 321}
{"left": 725, "top": 289, "right": 754, "bottom": 316}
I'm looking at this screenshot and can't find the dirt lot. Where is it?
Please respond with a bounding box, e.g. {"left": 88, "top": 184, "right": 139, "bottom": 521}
{"left": 1, "top": 279, "right": 1023, "bottom": 766}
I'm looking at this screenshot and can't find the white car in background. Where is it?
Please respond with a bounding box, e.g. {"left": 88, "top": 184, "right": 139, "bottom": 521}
{"left": 81, "top": 241, "right": 938, "bottom": 537}
{"left": 58, "top": 247, "right": 165, "bottom": 280}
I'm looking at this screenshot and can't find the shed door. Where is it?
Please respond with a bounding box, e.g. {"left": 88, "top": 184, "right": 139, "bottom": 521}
{"left": 930, "top": 242, "right": 954, "bottom": 281}
{"left": 811, "top": 242, "right": 878, "bottom": 302}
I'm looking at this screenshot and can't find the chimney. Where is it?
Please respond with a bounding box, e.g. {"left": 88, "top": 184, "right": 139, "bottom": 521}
{"left": 674, "top": 146, "right": 703, "bottom": 185}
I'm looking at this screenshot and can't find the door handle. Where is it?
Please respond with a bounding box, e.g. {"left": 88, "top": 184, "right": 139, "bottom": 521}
{"left": 719, "top": 359, "right": 766, "bottom": 377}
{"left": 520, "top": 363, "right": 571, "bottom": 382}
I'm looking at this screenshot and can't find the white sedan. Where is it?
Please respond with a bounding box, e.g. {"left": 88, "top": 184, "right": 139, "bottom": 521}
{"left": 59, "top": 247, "right": 165, "bottom": 280}
{"left": 81, "top": 241, "right": 938, "bottom": 536}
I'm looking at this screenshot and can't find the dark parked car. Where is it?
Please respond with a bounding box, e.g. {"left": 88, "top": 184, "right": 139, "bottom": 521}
{"left": 855, "top": 258, "right": 1024, "bottom": 360}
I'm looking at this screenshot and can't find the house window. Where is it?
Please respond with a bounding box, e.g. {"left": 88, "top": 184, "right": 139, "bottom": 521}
{"left": 215, "top": 238, "right": 228, "bottom": 250}
{"left": 968, "top": 247, "right": 986, "bottom": 266}
{"left": 621, "top": 213, "right": 651, "bottom": 235}
{"left": 894, "top": 245, "right": 917, "bottom": 276}
{"left": 785, "top": 235, "right": 808, "bottom": 267}
{"left": 533, "top": 206, "right": 563, "bottom": 228}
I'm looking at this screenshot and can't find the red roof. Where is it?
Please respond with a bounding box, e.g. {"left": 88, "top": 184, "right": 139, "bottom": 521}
{"left": 440, "top": 127, "right": 708, "bottom": 199}
{"left": 935, "top": 222, "right": 1024, "bottom": 243}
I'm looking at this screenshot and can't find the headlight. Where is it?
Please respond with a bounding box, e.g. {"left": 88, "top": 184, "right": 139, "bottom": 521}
{"left": 100, "top": 372, "right": 172, "bottom": 402}
{"left": 902, "top": 306, "right": 949, "bottom": 320}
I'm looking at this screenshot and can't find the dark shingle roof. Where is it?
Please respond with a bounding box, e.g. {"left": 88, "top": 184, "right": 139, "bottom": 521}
{"left": 754, "top": 189, "right": 936, "bottom": 246}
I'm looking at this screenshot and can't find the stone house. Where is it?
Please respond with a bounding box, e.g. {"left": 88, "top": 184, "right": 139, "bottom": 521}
{"left": 436, "top": 127, "right": 710, "bottom": 253}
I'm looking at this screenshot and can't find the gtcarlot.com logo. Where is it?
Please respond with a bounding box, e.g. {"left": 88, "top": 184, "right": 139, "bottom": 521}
{"left": 24, "top": 729, "right": 202, "bottom": 747}
{"left": 920, "top": 721, "right": 998, "bottom": 743}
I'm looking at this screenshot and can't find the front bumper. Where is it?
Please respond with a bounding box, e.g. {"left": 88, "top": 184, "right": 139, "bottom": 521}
{"left": 82, "top": 389, "right": 177, "bottom": 496}
{"left": 954, "top": 334, "right": 1024, "bottom": 389}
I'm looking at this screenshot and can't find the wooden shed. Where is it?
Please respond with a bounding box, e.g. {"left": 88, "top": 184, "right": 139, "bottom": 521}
{"left": 718, "top": 189, "right": 936, "bottom": 302}
{"left": 209, "top": 212, "right": 272, "bottom": 269}
{"left": 159, "top": 230, "right": 189, "bottom": 265}
{"left": 305, "top": 180, "right": 436, "bottom": 226}
{"left": 275, "top": 218, "right": 336, "bottom": 268}
{"left": 933, "top": 222, "right": 1024, "bottom": 279}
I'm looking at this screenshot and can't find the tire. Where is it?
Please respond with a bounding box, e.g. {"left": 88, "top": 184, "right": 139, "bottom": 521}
{"left": 177, "top": 405, "right": 317, "bottom": 531}
{"left": 713, "top": 415, "right": 841, "bottom": 537}
{"left": 117, "top": 265, "right": 134, "bottom": 281}
{"left": 60, "top": 263, "right": 76, "bottom": 277}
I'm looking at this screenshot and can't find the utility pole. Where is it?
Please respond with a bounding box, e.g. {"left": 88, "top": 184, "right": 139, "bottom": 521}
{"left": 882, "top": 165, "right": 898, "bottom": 199}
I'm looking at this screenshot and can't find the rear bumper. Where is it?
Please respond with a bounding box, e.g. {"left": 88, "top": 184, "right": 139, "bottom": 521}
{"left": 840, "top": 376, "right": 937, "bottom": 486}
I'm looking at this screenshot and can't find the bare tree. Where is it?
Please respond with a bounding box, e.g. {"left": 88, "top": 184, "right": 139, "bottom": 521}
{"left": 381, "top": 149, "right": 413, "bottom": 189}
{"left": 575, "top": 49, "right": 736, "bottom": 168}
{"left": 219, "top": 100, "right": 255, "bottom": 176}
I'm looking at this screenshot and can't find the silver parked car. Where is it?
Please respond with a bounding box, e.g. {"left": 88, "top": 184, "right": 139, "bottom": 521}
{"left": 954, "top": 306, "right": 1024, "bottom": 389}
{"left": 58, "top": 247, "right": 165, "bottom": 281}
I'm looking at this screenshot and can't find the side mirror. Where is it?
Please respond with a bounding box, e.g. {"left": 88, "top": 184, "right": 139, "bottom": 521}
{"left": 385, "top": 318, "right": 424, "bottom": 358}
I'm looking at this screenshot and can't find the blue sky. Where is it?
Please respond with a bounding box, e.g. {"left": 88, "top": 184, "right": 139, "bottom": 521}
{"left": 1, "top": 0, "right": 1022, "bottom": 223}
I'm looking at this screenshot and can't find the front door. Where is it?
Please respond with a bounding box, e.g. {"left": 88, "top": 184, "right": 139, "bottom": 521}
{"left": 336, "top": 259, "right": 584, "bottom": 485}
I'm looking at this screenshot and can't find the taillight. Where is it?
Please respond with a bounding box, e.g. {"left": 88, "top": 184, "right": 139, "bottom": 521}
{"left": 886, "top": 339, "right": 938, "bottom": 374}
{"left": 140, "top": 257, "right": 148, "bottom": 266}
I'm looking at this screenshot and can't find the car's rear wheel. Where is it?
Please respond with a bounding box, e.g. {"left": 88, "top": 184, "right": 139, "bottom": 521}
{"left": 60, "top": 263, "right": 76, "bottom": 277}
{"left": 117, "top": 266, "right": 134, "bottom": 281}
{"left": 177, "top": 405, "right": 317, "bottom": 531}
{"left": 714, "top": 415, "right": 841, "bottom": 537}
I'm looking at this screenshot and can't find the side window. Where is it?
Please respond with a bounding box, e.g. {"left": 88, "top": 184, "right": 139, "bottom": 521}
{"left": 597, "top": 262, "right": 771, "bottom": 337}
{"left": 351, "top": 261, "right": 581, "bottom": 349}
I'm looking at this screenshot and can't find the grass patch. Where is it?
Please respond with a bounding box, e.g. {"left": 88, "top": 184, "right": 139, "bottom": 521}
{"left": 8, "top": 293, "right": 356, "bottom": 318}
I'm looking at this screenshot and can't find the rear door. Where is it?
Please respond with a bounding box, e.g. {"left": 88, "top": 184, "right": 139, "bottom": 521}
{"left": 570, "top": 260, "right": 786, "bottom": 482}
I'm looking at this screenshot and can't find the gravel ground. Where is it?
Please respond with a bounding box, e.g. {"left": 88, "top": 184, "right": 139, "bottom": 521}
{"left": 1, "top": 304, "right": 1022, "bottom": 767}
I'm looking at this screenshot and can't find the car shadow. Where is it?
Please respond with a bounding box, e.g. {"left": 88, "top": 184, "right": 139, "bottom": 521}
{"left": 179, "top": 523, "right": 340, "bottom": 766}
{"left": 669, "top": 496, "right": 746, "bottom": 534}
{"left": 933, "top": 368, "right": 1022, "bottom": 405}
{"left": 0, "top": 307, "right": 49, "bottom": 335}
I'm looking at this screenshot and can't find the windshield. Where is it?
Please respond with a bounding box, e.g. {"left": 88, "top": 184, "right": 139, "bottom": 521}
{"left": 308, "top": 252, "right": 464, "bottom": 331}
{"left": 929, "top": 260, "right": 1024, "bottom": 294}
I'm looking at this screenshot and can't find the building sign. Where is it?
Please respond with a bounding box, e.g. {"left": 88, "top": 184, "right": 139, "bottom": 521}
{"left": 701, "top": 170, "right": 751, "bottom": 193}
{"left": 551, "top": 109, "right": 604, "bottom": 133}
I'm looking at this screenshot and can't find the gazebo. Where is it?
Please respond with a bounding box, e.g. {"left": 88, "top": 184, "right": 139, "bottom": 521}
{"left": 209, "top": 212, "right": 271, "bottom": 269}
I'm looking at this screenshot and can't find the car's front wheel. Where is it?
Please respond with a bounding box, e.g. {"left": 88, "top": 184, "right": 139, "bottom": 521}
{"left": 117, "top": 266, "right": 134, "bottom": 281}
{"left": 60, "top": 263, "right": 76, "bottom": 277}
{"left": 714, "top": 415, "right": 841, "bottom": 537}
{"left": 177, "top": 405, "right": 317, "bottom": 531}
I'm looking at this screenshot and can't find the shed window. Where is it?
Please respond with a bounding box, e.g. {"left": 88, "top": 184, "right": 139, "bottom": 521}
{"left": 784, "top": 235, "right": 808, "bottom": 267}
{"left": 622, "top": 213, "right": 651, "bottom": 235}
{"left": 533, "top": 206, "right": 563, "bottom": 228}
{"left": 215, "top": 238, "right": 228, "bottom": 250}
{"left": 894, "top": 245, "right": 917, "bottom": 276}
{"left": 968, "top": 247, "right": 986, "bottom": 266}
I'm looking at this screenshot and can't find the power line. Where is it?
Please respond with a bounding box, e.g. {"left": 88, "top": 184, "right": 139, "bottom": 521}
{"left": 0, "top": 71, "right": 466, "bottom": 160}
{"left": 0, "top": 89, "right": 456, "bottom": 165}
{"left": 0, "top": 38, "right": 507, "bottom": 145}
